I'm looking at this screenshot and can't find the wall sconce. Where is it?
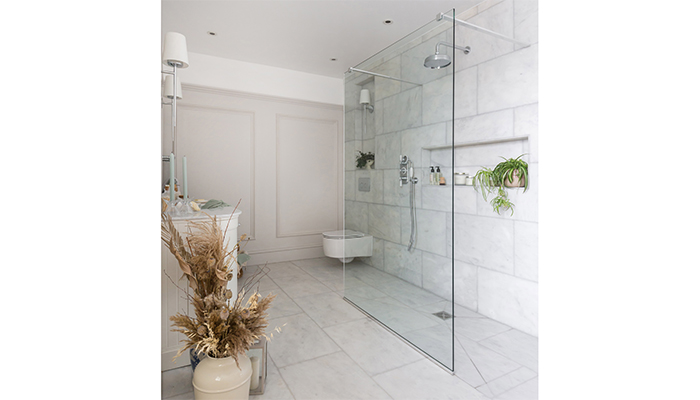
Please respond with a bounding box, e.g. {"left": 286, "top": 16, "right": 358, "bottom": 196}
{"left": 161, "top": 32, "right": 189, "bottom": 166}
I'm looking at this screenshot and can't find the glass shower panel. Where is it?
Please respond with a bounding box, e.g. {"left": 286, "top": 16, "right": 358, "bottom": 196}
{"left": 343, "top": 10, "right": 456, "bottom": 371}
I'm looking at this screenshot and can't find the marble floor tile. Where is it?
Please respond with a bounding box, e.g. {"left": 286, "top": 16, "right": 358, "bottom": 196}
{"left": 373, "top": 359, "right": 489, "bottom": 400}
{"left": 348, "top": 296, "right": 441, "bottom": 334}
{"left": 380, "top": 279, "right": 445, "bottom": 308}
{"left": 494, "top": 377, "right": 538, "bottom": 400}
{"left": 478, "top": 329, "right": 539, "bottom": 372}
{"left": 264, "top": 290, "right": 304, "bottom": 321}
{"left": 324, "top": 318, "right": 424, "bottom": 376}
{"left": 343, "top": 283, "right": 389, "bottom": 300}
{"left": 321, "top": 275, "right": 366, "bottom": 292}
{"left": 293, "top": 291, "right": 366, "bottom": 328}
{"left": 453, "top": 314, "right": 512, "bottom": 342}
{"left": 264, "top": 261, "right": 309, "bottom": 280}
{"left": 278, "top": 352, "right": 392, "bottom": 400}
{"left": 476, "top": 366, "right": 537, "bottom": 398}
{"left": 455, "top": 334, "right": 522, "bottom": 383}
{"left": 269, "top": 273, "right": 334, "bottom": 299}
{"left": 292, "top": 257, "right": 344, "bottom": 282}
{"left": 252, "top": 356, "right": 295, "bottom": 400}
{"left": 267, "top": 313, "right": 341, "bottom": 368}
{"left": 401, "top": 324, "right": 454, "bottom": 369}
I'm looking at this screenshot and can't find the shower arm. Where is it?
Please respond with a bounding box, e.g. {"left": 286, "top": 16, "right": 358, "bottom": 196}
{"left": 434, "top": 41, "right": 470, "bottom": 55}
{"left": 436, "top": 12, "right": 530, "bottom": 48}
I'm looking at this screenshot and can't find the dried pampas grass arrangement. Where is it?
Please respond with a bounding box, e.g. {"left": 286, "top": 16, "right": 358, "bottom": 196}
{"left": 161, "top": 205, "right": 277, "bottom": 366}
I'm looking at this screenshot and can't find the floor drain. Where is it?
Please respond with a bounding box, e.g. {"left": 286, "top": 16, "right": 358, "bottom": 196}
{"left": 432, "top": 311, "right": 453, "bottom": 320}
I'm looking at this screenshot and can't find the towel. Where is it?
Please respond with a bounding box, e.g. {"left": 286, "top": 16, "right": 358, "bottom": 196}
{"left": 201, "top": 199, "right": 231, "bottom": 209}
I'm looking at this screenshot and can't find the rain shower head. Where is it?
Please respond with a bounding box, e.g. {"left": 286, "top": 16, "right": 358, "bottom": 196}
{"left": 424, "top": 53, "right": 452, "bottom": 69}
{"left": 424, "top": 41, "right": 471, "bottom": 69}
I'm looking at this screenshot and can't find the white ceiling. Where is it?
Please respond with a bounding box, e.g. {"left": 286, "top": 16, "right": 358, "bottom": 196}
{"left": 162, "top": 0, "right": 484, "bottom": 78}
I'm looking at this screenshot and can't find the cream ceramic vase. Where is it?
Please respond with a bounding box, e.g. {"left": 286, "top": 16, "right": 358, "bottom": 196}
{"left": 503, "top": 170, "right": 526, "bottom": 188}
{"left": 193, "top": 353, "right": 252, "bottom": 400}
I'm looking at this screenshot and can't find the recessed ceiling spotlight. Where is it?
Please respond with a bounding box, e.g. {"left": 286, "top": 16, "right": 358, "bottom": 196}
{"left": 330, "top": 58, "right": 337, "bottom": 62}
{"left": 207, "top": 31, "right": 217, "bottom": 36}
{"left": 383, "top": 19, "right": 394, "bottom": 25}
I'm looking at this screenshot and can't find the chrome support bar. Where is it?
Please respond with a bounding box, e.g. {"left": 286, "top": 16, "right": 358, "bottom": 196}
{"left": 347, "top": 67, "right": 423, "bottom": 86}
{"left": 436, "top": 12, "right": 530, "bottom": 47}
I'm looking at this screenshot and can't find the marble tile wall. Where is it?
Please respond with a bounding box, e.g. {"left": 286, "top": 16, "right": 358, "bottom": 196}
{"left": 344, "top": 0, "right": 538, "bottom": 337}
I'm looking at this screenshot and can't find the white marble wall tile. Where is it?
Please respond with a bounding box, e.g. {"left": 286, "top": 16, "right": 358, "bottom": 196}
{"left": 454, "top": 0, "right": 514, "bottom": 71}
{"left": 368, "top": 203, "right": 401, "bottom": 243}
{"left": 455, "top": 66, "right": 479, "bottom": 119}
{"left": 514, "top": 0, "right": 538, "bottom": 46}
{"left": 400, "top": 122, "right": 449, "bottom": 168}
{"left": 455, "top": 259, "right": 479, "bottom": 310}
{"left": 514, "top": 103, "right": 538, "bottom": 163}
{"left": 278, "top": 352, "right": 392, "bottom": 400}
{"left": 454, "top": 108, "right": 514, "bottom": 143}
{"left": 478, "top": 268, "right": 538, "bottom": 336}
{"left": 344, "top": 170, "right": 355, "bottom": 201}
{"left": 454, "top": 213, "right": 514, "bottom": 273}
{"left": 355, "top": 169, "right": 383, "bottom": 204}
{"left": 508, "top": 162, "right": 537, "bottom": 222}
{"left": 414, "top": 208, "right": 448, "bottom": 256}
{"left": 454, "top": 138, "right": 525, "bottom": 168}
{"left": 513, "top": 220, "right": 538, "bottom": 281}
{"left": 344, "top": 200, "right": 368, "bottom": 234}
{"left": 373, "top": 98, "right": 384, "bottom": 135}
{"left": 374, "top": 132, "right": 400, "bottom": 170}
{"left": 323, "top": 318, "right": 425, "bottom": 376}
{"left": 374, "top": 55, "right": 402, "bottom": 101}
{"left": 478, "top": 44, "right": 538, "bottom": 113}
{"left": 344, "top": 81, "right": 361, "bottom": 112}
{"left": 344, "top": 140, "right": 361, "bottom": 171}
{"left": 373, "top": 359, "right": 489, "bottom": 400}
{"left": 422, "top": 73, "right": 454, "bottom": 126}
{"left": 369, "top": 237, "right": 385, "bottom": 270}
{"left": 479, "top": 328, "right": 538, "bottom": 372}
{"left": 267, "top": 313, "right": 341, "bottom": 368}
{"left": 383, "top": 168, "right": 421, "bottom": 208}
{"left": 421, "top": 186, "right": 451, "bottom": 212}
{"left": 383, "top": 240, "right": 422, "bottom": 286}
{"left": 383, "top": 86, "right": 422, "bottom": 133}
{"left": 420, "top": 252, "right": 451, "bottom": 300}
{"left": 455, "top": 185, "right": 479, "bottom": 215}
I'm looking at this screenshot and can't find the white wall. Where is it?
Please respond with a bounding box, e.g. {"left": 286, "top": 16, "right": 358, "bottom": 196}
{"left": 163, "top": 54, "right": 344, "bottom": 265}
{"left": 177, "top": 52, "right": 344, "bottom": 105}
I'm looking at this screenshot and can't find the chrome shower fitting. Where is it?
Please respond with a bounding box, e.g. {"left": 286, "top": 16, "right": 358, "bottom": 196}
{"left": 399, "top": 155, "right": 419, "bottom": 251}
{"left": 424, "top": 41, "right": 471, "bottom": 69}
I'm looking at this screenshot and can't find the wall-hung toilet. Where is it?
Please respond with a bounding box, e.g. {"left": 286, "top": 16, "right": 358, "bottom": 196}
{"left": 322, "top": 230, "right": 373, "bottom": 263}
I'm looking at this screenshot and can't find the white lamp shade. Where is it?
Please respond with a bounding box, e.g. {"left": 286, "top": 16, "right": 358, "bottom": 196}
{"left": 162, "top": 32, "right": 189, "bottom": 68}
{"left": 163, "top": 75, "right": 182, "bottom": 99}
{"left": 360, "top": 89, "right": 371, "bottom": 105}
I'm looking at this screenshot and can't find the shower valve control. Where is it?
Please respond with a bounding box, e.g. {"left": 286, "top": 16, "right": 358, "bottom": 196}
{"left": 399, "top": 154, "right": 417, "bottom": 187}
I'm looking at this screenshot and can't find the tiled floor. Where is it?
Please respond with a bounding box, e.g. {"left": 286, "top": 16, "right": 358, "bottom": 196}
{"left": 163, "top": 257, "right": 537, "bottom": 400}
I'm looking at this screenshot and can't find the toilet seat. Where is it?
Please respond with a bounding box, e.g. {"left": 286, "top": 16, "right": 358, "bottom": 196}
{"left": 322, "top": 230, "right": 365, "bottom": 239}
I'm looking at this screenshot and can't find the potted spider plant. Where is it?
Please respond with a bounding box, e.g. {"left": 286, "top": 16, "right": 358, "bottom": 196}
{"left": 473, "top": 154, "right": 529, "bottom": 215}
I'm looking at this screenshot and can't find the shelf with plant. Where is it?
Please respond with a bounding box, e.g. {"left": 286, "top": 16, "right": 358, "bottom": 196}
{"left": 355, "top": 150, "right": 375, "bottom": 169}
{"left": 473, "top": 154, "right": 529, "bottom": 216}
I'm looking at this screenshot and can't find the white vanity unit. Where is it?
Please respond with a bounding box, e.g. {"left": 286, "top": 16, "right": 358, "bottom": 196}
{"left": 161, "top": 207, "right": 242, "bottom": 371}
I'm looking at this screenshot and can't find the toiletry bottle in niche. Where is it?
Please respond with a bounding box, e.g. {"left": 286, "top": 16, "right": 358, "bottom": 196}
{"left": 429, "top": 166, "right": 435, "bottom": 185}
{"left": 437, "top": 166, "right": 445, "bottom": 185}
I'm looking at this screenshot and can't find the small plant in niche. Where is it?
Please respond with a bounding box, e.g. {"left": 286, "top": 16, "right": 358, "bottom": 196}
{"left": 355, "top": 150, "right": 375, "bottom": 169}
{"left": 473, "top": 154, "right": 529, "bottom": 215}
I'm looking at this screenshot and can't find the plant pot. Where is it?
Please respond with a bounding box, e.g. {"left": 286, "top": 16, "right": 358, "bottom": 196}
{"left": 365, "top": 160, "right": 374, "bottom": 169}
{"left": 503, "top": 170, "right": 525, "bottom": 188}
{"left": 193, "top": 353, "right": 252, "bottom": 400}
